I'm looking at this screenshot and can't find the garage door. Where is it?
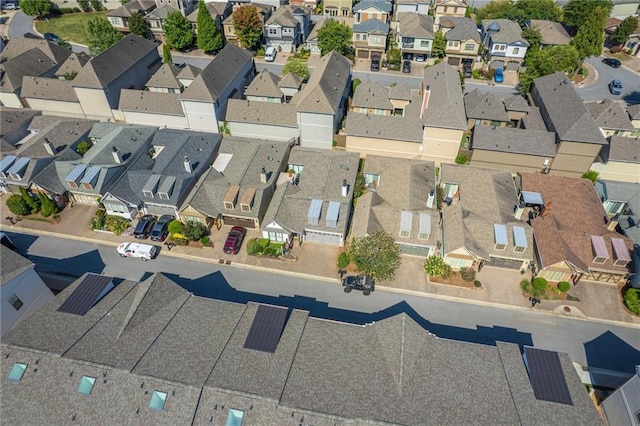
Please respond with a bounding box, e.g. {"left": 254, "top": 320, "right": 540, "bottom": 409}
{"left": 357, "top": 50, "right": 369, "bottom": 59}
{"left": 222, "top": 216, "right": 257, "bottom": 229}
{"left": 304, "top": 229, "right": 341, "bottom": 245}
{"left": 145, "top": 205, "right": 176, "bottom": 217}
{"left": 487, "top": 257, "right": 523, "bottom": 270}
{"left": 399, "top": 244, "right": 432, "bottom": 257}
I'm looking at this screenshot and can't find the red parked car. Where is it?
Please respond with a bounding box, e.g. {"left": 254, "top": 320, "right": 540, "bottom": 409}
{"left": 223, "top": 226, "right": 246, "bottom": 255}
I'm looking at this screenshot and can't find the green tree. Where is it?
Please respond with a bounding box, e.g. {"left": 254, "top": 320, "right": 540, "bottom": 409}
{"left": 128, "top": 13, "right": 152, "bottom": 39}
{"left": 232, "top": 5, "right": 263, "bottom": 50}
{"left": 475, "top": 0, "right": 515, "bottom": 21}
{"left": 423, "top": 256, "right": 452, "bottom": 278}
{"left": 182, "top": 220, "right": 208, "bottom": 240}
{"left": 563, "top": 0, "right": 612, "bottom": 29}
{"left": 349, "top": 231, "right": 401, "bottom": 281}
{"left": 20, "top": 187, "right": 40, "bottom": 214}
{"left": 571, "top": 6, "right": 608, "bottom": 62}
{"left": 582, "top": 170, "right": 599, "bottom": 183}
{"left": 78, "top": 0, "right": 91, "bottom": 12}
{"left": 76, "top": 141, "right": 92, "bottom": 156}
{"left": 38, "top": 193, "right": 59, "bottom": 217}
{"left": 432, "top": 31, "right": 446, "bottom": 58}
{"left": 611, "top": 16, "right": 638, "bottom": 45}
{"left": 386, "top": 48, "right": 401, "bottom": 65}
{"left": 519, "top": 44, "right": 579, "bottom": 93}
{"left": 6, "top": 194, "right": 29, "bottom": 216}
{"left": 19, "top": 0, "right": 52, "bottom": 18}
{"left": 90, "top": 0, "right": 103, "bottom": 11}
{"left": 163, "top": 42, "right": 173, "bottom": 63}
{"left": 86, "top": 17, "right": 124, "bottom": 56}
{"left": 197, "top": 0, "right": 225, "bottom": 53}
{"left": 510, "top": 0, "right": 562, "bottom": 26}
{"left": 282, "top": 58, "right": 310, "bottom": 80}
{"left": 317, "top": 18, "right": 352, "bottom": 55}
{"left": 164, "top": 10, "right": 194, "bottom": 51}
{"left": 522, "top": 26, "right": 542, "bottom": 50}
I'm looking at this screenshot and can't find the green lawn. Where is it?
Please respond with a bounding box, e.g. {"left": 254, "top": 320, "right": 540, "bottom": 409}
{"left": 35, "top": 11, "right": 108, "bottom": 45}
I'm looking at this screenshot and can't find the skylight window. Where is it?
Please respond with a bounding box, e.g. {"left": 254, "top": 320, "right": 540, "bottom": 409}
{"left": 226, "top": 409, "right": 245, "bottom": 426}
{"left": 149, "top": 390, "right": 168, "bottom": 411}
{"left": 7, "top": 363, "right": 27, "bottom": 382}
{"left": 76, "top": 376, "right": 96, "bottom": 395}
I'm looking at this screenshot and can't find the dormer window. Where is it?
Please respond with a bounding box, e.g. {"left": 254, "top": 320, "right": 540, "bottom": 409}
{"left": 590, "top": 235, "right": 609, "bottom": 264}
{"left": 224, "top": 185, "right": 240, "bottom": 210}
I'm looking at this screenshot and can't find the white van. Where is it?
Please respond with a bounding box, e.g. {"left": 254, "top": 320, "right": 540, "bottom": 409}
{"left": 117, "top": 242, "right": 159, "bottom": 261}
{"left": 265, "top": 46, "right": 277, "bottom": 62}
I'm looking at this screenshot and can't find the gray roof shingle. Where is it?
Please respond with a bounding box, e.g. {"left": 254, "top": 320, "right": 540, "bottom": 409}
{"left": 472, "top": 124, "right": 557, "bottom": 157}
{"left": 244, "top": 68, "right": 283, "bottom": 98}
{"left": 118, "top": 89, "right": 185, "bottom": 115}
{"left": 607, "top": 136, "right": 640, "bottom": 163}
{"left": 21, "top": 77, "right": 78, "bottom": 102}
{"left": 0, "top": 245, "right": 33, "bottom": 284}
{"left": 398, "top": 12, "right": 434, "bottom": 39}
{"left": 226, "top": 98, "right": 298, "bottom": 127}
{"left": 464, "top": 88, "right": 510, "bottom": 122}
{"left": 483, "top": 19, "right": 529, "bottom": 45}
{"left": 585, "top": 99, "right": 635, "bottom": 131}
{"left": 295, "top": 51, "right": 351, "bottom": 114}
{"left": 351, "top": 79, "right": 393, "bottom": 110}
{"left": 353, "top": 0, "right": 392, "bottom": 13}
{"left": 145, "top": 62, "right": 183, "bottom": 90}
{"left": 422, "top": 62, "right": 467, "bottom": 130}
{"left": 445, "top": 17, "right": 481, "bottom": 42}
{"left": 529, "top": 19, "right": 571, "bottom": 46}
{"left": 353, "top": 19, "right": 390, "bottom": 34}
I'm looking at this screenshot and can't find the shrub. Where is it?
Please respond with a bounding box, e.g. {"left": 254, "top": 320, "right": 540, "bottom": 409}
{"left": 337, "top": 252, "right": 350, "bottom": 270}
{"left": 90, "top": 215, "right": 106, "bottom": 230}
{"left": 167, "top": 219, "right": 183, "bottom": 235}
{"left": 105, "top": 215, "right": 130, "bottom": 235}
{"left": 200, "top": 236, "right": 210, "bottom": 245}
{"left": 96, "top": 208, "right": 106, "bottom": 217}
{"left": 455, "top": 154, "right": 468, "bottom": 165}
{"left": 532, "top": 277, "right": 548, "bottom": 291}
{"left": 20, "top": 187, "right": 40, "bottom": 214}
{"left": 460, "top": 267, "right": 476, "bottom": 282}
{"left": 38, "top": 193, "right": 59, "bottom": 217}
{"left": 170, "top": 236, "right": 189, "bottom": 245}
{"left": 557, "top": 281, "right": 571, "bottom": 292}
{"left": 474, "top": 280, "right": 482, "bottom": 288}
{"left": 246, "top": 238, "right": 261, "bottom": 255}
{"left": 351, "top": 78, "right": 361, "bottom": 94}
{"left": 581, "top": 170, "right": 599, "bottom": 184}
{"left": 6, "top": 194, "right": 29, "bottom": 216}
{"left": 623, "top": 287, "right": 640, "bottom": 315}
{"left": 182, "top": 220, "right": 208, "bottom": 241}
{"left": 76, "top": 141, "right": 91, "bottom": 156}
{"left": 423, "top": 256, "right": 452, "bottom": 278}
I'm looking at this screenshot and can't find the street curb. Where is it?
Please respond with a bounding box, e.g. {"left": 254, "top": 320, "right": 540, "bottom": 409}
{"left": 3, "top": 224, "right": 639, "bottom": 329}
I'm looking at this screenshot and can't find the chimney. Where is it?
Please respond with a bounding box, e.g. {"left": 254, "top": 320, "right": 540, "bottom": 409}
{"left": 341, "top": 179, "right": 348, "bottom": 197}
{"left": 184, "top": 156, "right": 192, "bottom": 173}
{"left": 43, "top": 138, "right": 56, "bottom": 156}
{"left": 426, "top": 189, "right": 435, "bottom": 209}
{"left": 260, "top": 167, "right": 267, "bottom": 184}
{"left": 112, "top": 146, "right": 123, "bottom": 164}
{"left": 541, "top": 202, "right": 552, "bottom": 217}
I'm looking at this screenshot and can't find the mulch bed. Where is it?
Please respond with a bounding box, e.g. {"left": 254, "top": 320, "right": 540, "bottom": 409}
{"left": 429, "top": 271, "right": 478, "bottom": 289}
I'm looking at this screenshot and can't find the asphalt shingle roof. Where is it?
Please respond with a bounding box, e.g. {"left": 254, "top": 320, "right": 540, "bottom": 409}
{"left": 532, "top": 72, "right": 607, "bottom": 145}
{"left": 351, "top": 79, "right": 393, "bottom": 110}
{"left": 585, "top": 99, "right": 635, "bottom": 131}
{"left": 607, "top": 136, "right": 640, "bottom": 163}
{"left": 353, "top": 0, "right": 392, "bottom": 13}
{"left": 53, "top": 52, "right": 89, "bottom": 78}
{"left": 145, "top": 62, "right": 182, "bottom": 90}
{"left": 226, "top": 98, "right": 298, "bottom": 127}
{"left": 118, "top": 89, "right": 184, "bottom": 115}
{"left": 483, "top": 19, "right": 529, "bottom": 45}
{"left": 353, "top": 19, "right": 390, "bottom": 34}
{"left": 472, "top": 124, "right": 557, "bottom": 157}
{"left": 0, "top": 49, "right": 63, "bottom": 92}
{"left": 0, "top": 245, "right": 33, "bottom": 284}
{"left": 529, "top": 19, "right": 571, "bottom": 46}
{"left": 398, "top": 12, "right": 434, "bottom": 39}
{"left": 21, "top": 77, "right": 78, "bottom": 102}
{"left": 422, "top": 62, "right": 467, "bottom": 130}
{"left": 295, "top": 51, "right": 351, "bottom": 114}
{"left": 1, "top": 36, "right": 70, "bottom": 64}
{"left": 464, "top": 88, "right": 510, "bottom": 122}
{"left": 244, "top": 69, "right": 283, "bottom": 98}
{"left": 445, "top": 17, "right": 481, "bottom": 42}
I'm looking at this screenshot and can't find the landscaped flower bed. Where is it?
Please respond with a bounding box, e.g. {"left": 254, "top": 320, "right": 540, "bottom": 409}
{"left": 246, "top": 238, "right": 284, "bottom": 258}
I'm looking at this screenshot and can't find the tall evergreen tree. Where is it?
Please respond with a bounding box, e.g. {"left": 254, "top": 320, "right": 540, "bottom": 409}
{"left": 164, "top": 11, "right": 194, "bottom": 51}
{"left": 571, "top": 6, "right": 608, "bottom": 62}
{"left": 128, "top": 13, "right": 152, "bottom": 39}
{"left": 197, "top": 0, "right": 225, "bottom": 53}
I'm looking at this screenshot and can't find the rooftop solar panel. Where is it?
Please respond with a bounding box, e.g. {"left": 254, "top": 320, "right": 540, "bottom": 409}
{"left": 523, "top": 347, "right": 573, "bottom": 406}
{"left": 244, "top": 305, "right": 288, "bottom": 353}
{"left": 0, "top": 155, "right": 17, "bottom": 173}
{"left": 57, "top": 274, "right": 114, "bottom": 316}
{"left": 494, "top": 224, "right": 508, "bottom": 245}
{"left": 513, "top": 226, "right": 528, "bottom": 248}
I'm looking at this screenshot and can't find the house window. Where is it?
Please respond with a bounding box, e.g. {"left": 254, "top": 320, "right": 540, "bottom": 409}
{"left": 604, "top": 201, "right": 626, "bottom": 215}
{"left": 268, "top": 232, "right": 285, "bottom": 242}
{"left": 464, "top": 43, "right": 474, "bottom": 51}
{"left": 8, "top": 294, "right": 23, "bottom": 311}
{"left": 109, "top": 18, "right": 120, "bottom": 25}
{"left": 513, "top": 47, "right": 519, "bottom": 54}
{"left": 514, "top": 245, "right": 526, "bottom": 253}
{"left": 181, "top": 215, "right": 202, "bottom": 224}
{"left": 446, "top": 257, "right": 469, "bottom": 268}
{"left": 149, "top": 391, "right": 168, "bottom": 411}
{"left": 444, "top": 6, "right": 449, "bottom": 12}
{"left": 149, "top": 21, "right": 159, "bottom": 28}
{"left": 363, "top": 173, "right": 380, "bottom": 189}
{"left": 494, "top": 243, "right": 506, "bottom": 251}
{"left": 362, "top": 34, "right": 367, "bottom": 41}
{"left": 103, "top": 202, "right": 126, "bottom": 215}
{"left": 418, "top": 232, "right": 429, "bottom": 240}
{"left": 7, "top": 363, "right": 27, "bottom": 382}
{"left": 268, "top": 28, "right": 277, "bottom": 35}
{"left": 544, "top": 270, "right": 564, "bottom": 281}
{"left": 229, "top": 25, "right": 234, "bottom": 32}
{"left": 399, "top": 230, "right": 410, "bottom": 237}
{"left": 288, "top": 164, "right": 304, "bottom": 174}
{"left": 593, "top": 256, "right": 607, "bottom": 264}
{"left": 76, "top": 376, "right": 96, "bottom": 395}
{"left": 420, "top": 40, "right": 429, "bottom": 48}
{"left": 355, "top": 34, "right": 361, "bottom": 40}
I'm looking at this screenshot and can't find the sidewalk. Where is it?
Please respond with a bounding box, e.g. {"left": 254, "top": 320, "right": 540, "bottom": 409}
{"left": 2, "top": 204, "right": 639, "bottom": 328}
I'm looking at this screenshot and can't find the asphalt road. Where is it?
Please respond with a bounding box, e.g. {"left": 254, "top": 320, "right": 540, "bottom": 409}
{"left": 6, "top": 230, "right": 640, "bottom": 382}
{"left": 577, "top": 56, "right": 640, "bottom": 105}
{"left": 7, "top": 10, "right": 32, "bottom": 38}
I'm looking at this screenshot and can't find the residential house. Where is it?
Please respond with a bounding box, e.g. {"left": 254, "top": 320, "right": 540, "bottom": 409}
{"left": 433, "top": 0, "right": 468, "bottom": 31}
{"left": 176, "top": 63, "right": 201, "bottom": 88}
{"left": 602, "top": 370, "right": 640, "bottom": 426}
{"left": 585, "top": 99, "right": 638, "bottom": 138}
{"left": 53, "top": 52, "right": 90, "bottom": 80}
{"left": 394, "top": 0, "right": 429, "bottom": 16}
{"left": 526, "top": 19, "right": 571, "bottom": 48}
{"left": 144, "top": 0, "right": 200, "bottom": 42}
{"left": 1, "top": 272, "right": 601, "bottom": 425}
{"left": 351, "top": 155, "right": 439, "bottom": 257}
{"left": 30, "top": 123, "right": 157, "bottom": 205}
{"left": 530, "top": 72, "right": 607, "bottom": 178}
{"left": 264, "top": 5, "right": 311, "bottom": 52}
{"left": 350, "top": 79, "right": 394, "bottom": 115}
{"left": 629, "top": 104, "right": 640, "bottom": 128}
{"left": 180, "top": 43, "right": 255, "bottom": 133}
{"left": 352, "top": 0, "right": 392, "bottom": 59}
{"left": 463, "top": 88, "right": 510, "bottom": 130}
{"left": 591, "top": 136, "right": 640, "bottom": 183}
{"left": 481, "top": 19, "right": 529, "bottom": 67}
{"left": 289, "top": 0, "right": 317, "bottom": 9}
{"left": 1, "top": 245, "right": 53, "bottom": 338}
{"left": 106, "top": 0, "right": 157, "bottom": 33}
{"left": 244, "top": 68, "right": 285, "bottom": 103}
{"left": 469, "top": 124, "right": 557, "bottom": 175}
{"left": 71, "top": 34, "right": 161, "bottom": 120}
{"left": 306, "top": 17, "right": 326, "bottom": 54}
{"left": 181, "top": 137, "right": 292, "bottom": 229}
{"left": 0, "top": 37, "right": 71, "bottom": 108}
{"left": 518, "top": 172, "right": 634, "bottom": 285}
{"left": 223, "top": 4, "right": 272, "bottom": 47}
{"left": 295, "top": 51, "right": 351, "bottom": 149}
{"left": 323, "top": 0, "right": 352, "bottom": 17}
{"left": 396, "top": 13, "right": 434, "bottom": 61}
{"left": 503, "top": 94, "right": 531, "bottom": 125}
{"left": 145, "top": 62, "right": 184, "bottom": 93}
{"left": 346, "top": 62, "right": 466, "bottom": 165}
{"left": 441, "top": 17, "right": 481, "bottom": 67}
{"left": 0, "top": 107, "right": 41, "bottom": 150}
{"left": 623, "top": 16, "right": 640, "bottom": 57}
{"left": 0, "top": 115, "right": 96, "bottom": 197}
{"left": 261, "top": 147, "right": 359, "bottom": 246}
{"left": 101, "top": 129, "right": 221, "bottom": 219}
{"left": 21, "top": 77, "right": 84, "bottom": 118}
{"left": 440, "top": 163, "right": 534, "bottom": 272}
{"left": 187, "top": 1, "right": 232, "bottom": 34}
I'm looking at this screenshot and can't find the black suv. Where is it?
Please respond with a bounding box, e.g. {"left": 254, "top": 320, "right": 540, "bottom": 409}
{"left": 462, "top": 62, "right": 472, "bottom": 78}
{"left": 342, "top": 275, "right": 375, "bottom": 295}
{"left": 150, "top": 214, "right": 174, "bottom": 242}
{"left": 370, "top": 55, "right": 380, "bottom": 72}
{"left": 134, "top": 215, "right": 157, "bottom": 239}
